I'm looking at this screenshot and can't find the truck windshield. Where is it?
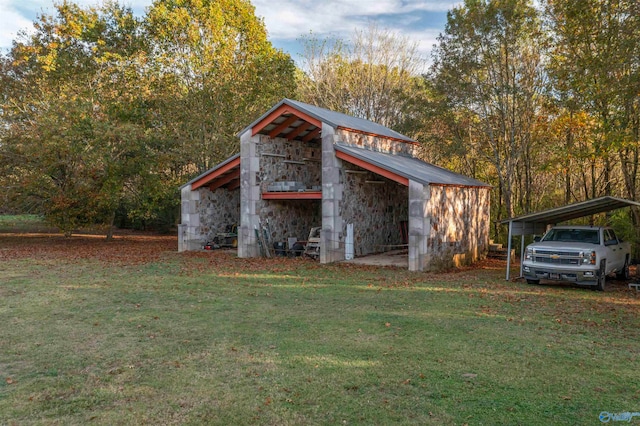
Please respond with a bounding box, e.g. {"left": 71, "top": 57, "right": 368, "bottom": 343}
{"left": 541, "top": 229, "right": 600, "bottom": 244}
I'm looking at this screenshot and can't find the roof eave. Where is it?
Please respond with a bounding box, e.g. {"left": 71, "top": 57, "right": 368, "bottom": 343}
{"left": 180, "top": 153, "right": 241, "bottom": 189}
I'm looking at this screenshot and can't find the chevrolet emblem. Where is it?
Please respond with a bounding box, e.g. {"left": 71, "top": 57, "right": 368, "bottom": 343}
{"left": 550, "top": 254, "right": 560, "bottom": 259}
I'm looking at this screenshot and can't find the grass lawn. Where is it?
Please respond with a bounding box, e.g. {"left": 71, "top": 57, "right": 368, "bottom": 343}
{"left": 1, "top": 232, "right": 639, "bottom": 425}
{"left": 0, "top": 215, "right": 58, "bottom": 234}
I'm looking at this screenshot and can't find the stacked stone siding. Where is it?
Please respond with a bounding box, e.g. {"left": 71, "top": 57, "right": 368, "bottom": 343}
{"left": 198, "top": 187, "right": 240, "bottom": 243}
{"left": 425, "top": 185, "right": 490, "bottom": 269}
{"left": 257, "top": 200, "right": 321, "bottom": 244}
{"left": 336, "top": 128, "right": 416, "bottom": 156}
{"left": 255, "top": 134, "right": 321, "bottom": 192}
{"left": 252, "top": 134, "right": 322, "bottom": 244}
{"left": 340, "top": 164, "right": 408, "bottom": 256}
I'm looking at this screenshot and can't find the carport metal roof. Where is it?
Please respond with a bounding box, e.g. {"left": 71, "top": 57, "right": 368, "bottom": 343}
{"left": 501, "top": 196, "right": 640, "bottom": 280}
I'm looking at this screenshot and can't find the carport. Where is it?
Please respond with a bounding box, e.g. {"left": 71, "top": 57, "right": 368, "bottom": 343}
{"left": 501, "top": 196, "right": 640, "bottom": 280}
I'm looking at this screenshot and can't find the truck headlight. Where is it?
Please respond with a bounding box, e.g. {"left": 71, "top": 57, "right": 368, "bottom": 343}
{"left": 525, "top": 247, "right": 533, "bottom": 261}
{"left": 582, "top": 251, "right": 596, "bottom": 265}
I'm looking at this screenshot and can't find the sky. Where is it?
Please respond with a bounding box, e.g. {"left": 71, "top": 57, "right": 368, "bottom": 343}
{"left": 0, "top": 0, "right": 459, "bottom": 63}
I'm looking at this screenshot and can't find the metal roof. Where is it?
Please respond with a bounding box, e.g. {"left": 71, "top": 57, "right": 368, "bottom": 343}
{"left": 335, "top": 143, "right": 491, "bottom": 187}
{"left": 180, "top": 153, "right": 240, "bottom": 190}
{"left": 500, "top": 196, "right": 640, "bottom": 226}
{"left": 501, "top": 196, "right": 640, "bottom": 280}
{"left": 240, "top": 99, "right": 416, "bottom": 144}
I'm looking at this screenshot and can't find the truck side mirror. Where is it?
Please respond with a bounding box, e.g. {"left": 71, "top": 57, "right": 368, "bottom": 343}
{"left": 533, "top": 236, "right": 541, "bottom": 242}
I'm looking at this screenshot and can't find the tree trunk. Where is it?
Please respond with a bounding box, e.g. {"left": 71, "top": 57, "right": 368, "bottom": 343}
{"left": 106, "top": 210, "right": 116, "bottom": 241}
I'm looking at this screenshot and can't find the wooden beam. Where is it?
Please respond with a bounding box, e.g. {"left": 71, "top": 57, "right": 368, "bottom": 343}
{"left": 262, "top": 191, "right": 322, "bottom": 200}
{"left": 286, "top": 122, "right": 311, "bottom": 141}
{"left": 252, "top": 104, "right": 322, "bottom": 136}
{"left": 335, "top": 151, "right": 409, "bottom": 186}
{"left": 302, "top": 128, "right": 321, "bottom": 142}
{"left": 269, "top": 115, "right": 298, "bottom": 138}
{"left": 208, "top": 170, "right": 240, "bottom": 191}
{"left": 226, "top": 179, "right": 241, "bottom": 191}
{"left": 191, "top": 157, "right": 241, "bottom": 190}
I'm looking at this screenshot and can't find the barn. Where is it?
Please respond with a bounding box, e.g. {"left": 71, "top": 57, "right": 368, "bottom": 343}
{"left": 179, "top": 99, "right": 491, "bottom": 271}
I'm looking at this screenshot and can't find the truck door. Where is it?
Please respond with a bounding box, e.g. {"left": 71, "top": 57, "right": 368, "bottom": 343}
{"left": 603, "top": 229, "right": 622, "bottom": 270}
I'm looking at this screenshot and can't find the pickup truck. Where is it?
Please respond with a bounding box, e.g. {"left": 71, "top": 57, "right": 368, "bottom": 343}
{"left": 522, "top": 226, "right": 630, "bottom": 291}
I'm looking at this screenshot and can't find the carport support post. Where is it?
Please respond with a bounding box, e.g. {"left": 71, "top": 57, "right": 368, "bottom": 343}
{"left": 520, "top": 231, "right": 525, "bottom": 278}
{"left": 506, "top": 220, "right": 513, "bottom": 280}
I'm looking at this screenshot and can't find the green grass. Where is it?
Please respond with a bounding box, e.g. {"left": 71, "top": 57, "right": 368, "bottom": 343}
{"left": 1, "top": 240, "right": 639, "bottom": 425}
{"left": 0, "top": 214, "right": 56, "bottom": 233}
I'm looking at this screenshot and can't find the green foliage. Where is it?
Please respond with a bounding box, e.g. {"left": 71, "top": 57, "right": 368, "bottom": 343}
{"left": 145, "top": 0, "right": 296, "bottom": 172}
{"left": 430, "top": 0, "right": 546, "bottom": 225}
{"left": 0, "top": 0, "right": 295, "bottom": 236}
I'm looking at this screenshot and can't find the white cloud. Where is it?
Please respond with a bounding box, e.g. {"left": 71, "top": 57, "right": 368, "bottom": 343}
{"left": 252, "top": 0, "right": 456, "bottom": 61}
{"left": 0, "top": 0, "right": 455, "bottom": 60}
{"left": 253, "top": 0, "right": 454, "bottom": 39}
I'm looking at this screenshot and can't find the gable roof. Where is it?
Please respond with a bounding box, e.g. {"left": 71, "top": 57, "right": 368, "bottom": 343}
{"left": 180, "top": 154, "right": 240, "bottom": 190}
{"left": 335, "top": 143, "right": 490, "bottom": 188}
{"left": 241, "top": 98, "right": 416, "bottom": 144}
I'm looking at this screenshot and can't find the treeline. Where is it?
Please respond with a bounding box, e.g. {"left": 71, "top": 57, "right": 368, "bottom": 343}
{"left": 1, "top": 0, "right": 639, "bottom": 248}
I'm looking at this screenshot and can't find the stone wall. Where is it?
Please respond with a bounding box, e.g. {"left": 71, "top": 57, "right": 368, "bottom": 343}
{"left": 255, "top": 134, "right": 321, "bottom": 192}
{"left": 179, "top": 184, "right": 240, "bottom": 251}
{"left": 426, "top": 185, "right": 490, "bottom": 269}
{"left": 336, "top": 128, "right": 416, "bottom": 156}
{"left": 198, "top": 186, "right": 240, "bottom": 242}
{"left": 254, "top": 134, "right": 322, "bottom": 247}
{"left": 257, "top": 200, "right": 321, "bottom": 244}
{"left": 340, "top": 164, "right": 408, "bottom": 256}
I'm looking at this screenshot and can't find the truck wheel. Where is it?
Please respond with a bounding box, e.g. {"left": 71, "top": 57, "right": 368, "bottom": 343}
{"left": 596, "top": 260, "right": 606, "bottom": 291}
{"left": 616, "top": 256, "right": 630, "bottom": 280}
{"left": 526, "top": 279, "right": 539, "bottom": 285}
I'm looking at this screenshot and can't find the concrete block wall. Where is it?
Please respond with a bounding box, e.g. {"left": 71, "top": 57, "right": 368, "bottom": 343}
{"left": 321, "top": 125, "right": 344, "bottom": 263}
{"left": 179, "top": 184, "right": 201, "bottom": 252}
{"left": 340, "top": 164, "right": 408, "bottom": 256}
{"left": 239, "top": 131, "right": 260, "bottom": 258}
{"left": 408, "top": 180, "right": 430, "bottom": 271}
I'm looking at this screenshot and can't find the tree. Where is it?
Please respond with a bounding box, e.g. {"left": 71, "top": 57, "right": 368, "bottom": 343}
{"left": 1, "top": 0, "right": 295, "bottom": 236}
{"left": 430, "top": 0, "right": 547, "bottom": 234}
{"left": 145, "top": 0, "right": 296, "bottom": 173}
{"left": 545, "top": 0, "right": 640, "bottom": 204}
{"left": 297, "top": 23, "right": 428, "bottom": 134}
{"left": 0, "top": 1, "right": 159, "bottom": 237}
